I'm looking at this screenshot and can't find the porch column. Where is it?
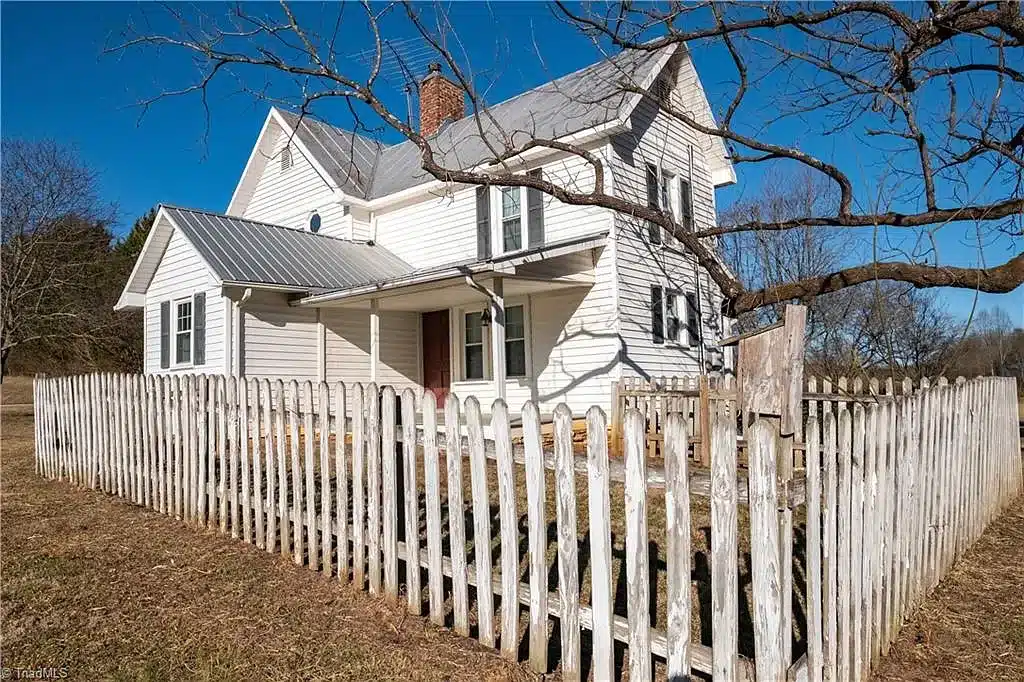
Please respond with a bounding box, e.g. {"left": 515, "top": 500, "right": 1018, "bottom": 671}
{"left": 490, "top": 277, "right": 506, "bottom": 402}
{"left": 369, "top": 298, "right": 380, "bottom": 383}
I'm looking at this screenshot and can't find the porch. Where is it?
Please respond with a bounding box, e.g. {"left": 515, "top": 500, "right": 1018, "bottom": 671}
{"left": 292, "top": 230, "right": 614, "bottom": 413}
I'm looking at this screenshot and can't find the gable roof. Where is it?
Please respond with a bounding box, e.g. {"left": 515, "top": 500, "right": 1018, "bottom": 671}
{"left": 229, "top": 42, "right": 733, "bottom": 212}
{"left": 116, "top": 206, "right": 413, "bottom": 308}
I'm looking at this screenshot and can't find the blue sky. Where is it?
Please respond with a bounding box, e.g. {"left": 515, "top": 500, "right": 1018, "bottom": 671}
{"left": 1, "top": 2, "right": 1019, "bottom": 321}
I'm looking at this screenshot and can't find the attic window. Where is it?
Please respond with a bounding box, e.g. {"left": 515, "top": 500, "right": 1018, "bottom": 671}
{"left": 308, "top": 210, "right": 321, "bottom": 233}
{"left": 654, "top": 77, "right": 671, "bottom": 105}
{"left": 281, "top": 145, "right": 293, "bottom": 172}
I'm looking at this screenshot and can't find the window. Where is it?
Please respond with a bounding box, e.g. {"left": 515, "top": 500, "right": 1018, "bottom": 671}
{"left": 505, "top": 305, "right": 526, "bottom": 377}
{"left": 308, "top": 210, "right": 321, "bottom": 233}
{"left": 464, "top": 311, "right": 485, "bottom": 380}
{"left": 175, "top": 299, "right": 193, "bottom": 364}
{"left": 501, "top": 186, "right": 522, "bottom": 252}
{"left": 646, "top": 164, "right": 662, "bottom": 244}
{"left": 679, "top": 178, "right": 693, "bottom": 231}
{"left": 661, "top": 171, "right": 676, "bottom": 219}
{"left": 281, "top": 144, "right": 292, "bottom": 172}
{"left": 652, "top": 286, "right": 682, "bottom": 344}
{"left": 654, "top": 77, "right": 671, "bottom": 105}
{"left": 651, "top": 286, "right": 664, "bottom": 345}
{"left": 666, "top": 290, "right": 681, "bottom": 342}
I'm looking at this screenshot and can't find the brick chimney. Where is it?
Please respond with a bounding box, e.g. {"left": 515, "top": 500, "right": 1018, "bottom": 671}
{"left": 419, "top": 62, "right": 464, "bottom": 136}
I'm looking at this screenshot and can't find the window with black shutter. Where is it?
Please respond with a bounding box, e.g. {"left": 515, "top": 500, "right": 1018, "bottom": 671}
{"left": 159, "top": 301, "right": 170, "bottom": 369}
{"left": 680, "top": 178, "right": 693, "bottom": 231}
{"left": 193, "top": 292, "right": 206, "bottom": 365}
{"left": 645, "top": 164, "right": 661, "bottom": 244}
{"left": 651, "top": 286, "right": 664, "bottom": 344}
{"left": 476, "top": 186, "right": 491, "bottom": 259}
{"left": 666, "top": 290, "right": 680, "bottom": 342}
{"left": 685, "top": 292, "right": 700, "bottom": 347}
{"left": 527, "top": 169, "right": 544, "bottom": 248}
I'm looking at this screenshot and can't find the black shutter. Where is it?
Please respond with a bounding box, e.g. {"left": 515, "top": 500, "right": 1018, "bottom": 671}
{"left": 160, "top": 301, "right": 170, "bottom": 369}
{"left": 651, "top": 286, "right": 664, "bottom": 345}
{"left": 193, "top": 292, "right": 206, "bottom": 365}
{"left": 476, "top": 186, "right": 491, "bottom": 259}
{"left": 685, "top": 292, "right": 700, "bottom": 347}
{"left": 645, "top": 164, "right": 661, "bottom": 244}
{"left": 680, "top": 178, "right": 693, "bottom": 231}
{"left": 527, "top": 169, "right": 544, "bottom": 248}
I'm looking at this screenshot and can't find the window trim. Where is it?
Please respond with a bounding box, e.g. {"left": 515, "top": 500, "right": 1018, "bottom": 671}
{"left": 491, "top": 185, "right": 533, "bottom": 256}
{"left": 455, "top": 298, "right": 532, "bottom": 382}
{"left": 651, "top": 283, "right": 686, "bottom": 346}
{"left": 173, "top": 296, "right": 194, "bottom": 367}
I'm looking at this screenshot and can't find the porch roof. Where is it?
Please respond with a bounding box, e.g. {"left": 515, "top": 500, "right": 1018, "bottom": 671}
{"left": 292, "top": 228, "right": 609, "bottom": 310}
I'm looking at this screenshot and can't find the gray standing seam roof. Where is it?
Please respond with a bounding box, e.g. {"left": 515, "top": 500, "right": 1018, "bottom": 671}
{"left": 277, "top": 46, "right": 671, "bottom": 200}
{"left": 163, "top": 206, "right": 414, "bottom": 291}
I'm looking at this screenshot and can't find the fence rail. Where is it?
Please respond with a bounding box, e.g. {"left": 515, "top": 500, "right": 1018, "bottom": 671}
{"left": 32, "top": 372, "right": 1021, "bottom": 682}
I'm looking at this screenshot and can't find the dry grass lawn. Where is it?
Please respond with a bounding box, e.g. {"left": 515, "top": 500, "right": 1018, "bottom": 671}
{"left": 873, "top": 493, "right": 1024, "bottom": 681}
{"left": 1, "top": 408, "right": 533, "bottom": 681}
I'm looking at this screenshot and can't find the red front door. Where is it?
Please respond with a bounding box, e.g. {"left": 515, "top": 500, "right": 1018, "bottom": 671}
{"left": 421, "top": 309, "right": 451, "bottom": 403}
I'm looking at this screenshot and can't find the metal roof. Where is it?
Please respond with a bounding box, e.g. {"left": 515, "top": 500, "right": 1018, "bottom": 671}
{"left": 280, "top": 46, "right": 672, "bottom": 200}
{"left": 162, "top": 206, "right": 414, "bottom": 291}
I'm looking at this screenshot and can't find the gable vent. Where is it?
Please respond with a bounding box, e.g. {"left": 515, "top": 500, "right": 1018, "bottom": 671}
{"left": 281, "top": 144, "right": 293, "bottom": 172}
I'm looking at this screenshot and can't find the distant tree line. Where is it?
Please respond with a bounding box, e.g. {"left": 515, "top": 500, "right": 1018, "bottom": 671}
{"left": 1, "top": 138, "right": 152, "bottom": 378}
{"left": 722, "top": 171, "right": 1023, "bottom": 388}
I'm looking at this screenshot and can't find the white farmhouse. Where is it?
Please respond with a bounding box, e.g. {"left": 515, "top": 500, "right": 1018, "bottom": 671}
{"left": 116, "top": 43, "right": 735, "bottom": 414}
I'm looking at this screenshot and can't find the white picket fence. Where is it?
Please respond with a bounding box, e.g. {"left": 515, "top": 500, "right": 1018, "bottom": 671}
{"left": 31, "top": 373, "right": 1021, "bottom": 682}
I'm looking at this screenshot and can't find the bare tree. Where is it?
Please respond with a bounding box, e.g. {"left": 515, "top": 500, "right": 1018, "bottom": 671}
{"left": 0, "top": 139, "right": 117, "bottom": 377}
{"left": 108, "top": 1, "right": 1023, "bottom": 315}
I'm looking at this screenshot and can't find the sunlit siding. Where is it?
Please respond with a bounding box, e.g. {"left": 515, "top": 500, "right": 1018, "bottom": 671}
{"left": 611, "top": 73, "right": 728, "bottom": 379}
{"left": 241, "top": 123, "right": 350, "bottom": 239}
{"left": 144, "top": 227, "right": 225, "bottom": 374}
{"left": 372, "top": 149, "right": 613, "bottom": 270}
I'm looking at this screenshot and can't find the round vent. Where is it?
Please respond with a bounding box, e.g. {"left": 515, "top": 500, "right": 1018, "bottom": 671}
{"left": 308, "top": 210, "right": 321, "bottom": 233}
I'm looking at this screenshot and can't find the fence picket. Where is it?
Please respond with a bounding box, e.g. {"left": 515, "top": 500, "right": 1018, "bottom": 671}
{"left": 422, "top": 390, "right": 444, "bottom": 625}
{"left": 711, "top": 395, "right": 739, "bottom": 682}
{"left": 837, "top": 401, "right": 852, "bottom": 682}
{"left": 240, "top": 378, "right": 252, "bottom": 542}
{"left": 444, "top": 393, "right": 469, "bottom": 634}
{"left": 288, "top": 380, "right": 303, "bottom": 565}
{"left": 401, "top": 389, "right": 419, "bottom": 606}
{"left": 806, "top": 415, "right": 823, "bottom": 682}
{"left": 522, "top": 400, "right": 549, "bottom": 674}
{"left": 585, "top": 406, "right": 614, "bottom": 682}
{"left": 851, "top": 402, "right": 865, "bottom": 682}
{"left": 381, "top": 386, "right": 398, "bottom": 599}
{"left": 253, "top": 379, "right": 265, "bottom": 549}
{"left": 664, "top": 411, "right": 691, "bottom": 681}
{"left": 366, "top": 383, "right": 381, "bottom": 593}
{"left": 197, "top": 376, "right": 207, "bottom": 525}
{"left": 492, "top": 399, "right": 519, "bottom": 659}
{"left": 303, "top": 381, "right": 317, "bottom": 568}
{"left": 749, "top": 418, "right": 785, "bottom": 682}
{"left": 321, "top": 382, "right": 334, "bottom": 576}
{"left": 623, "top": 408, "right": 651, "bottom": 681}
{"left": 274, "top": 379, "right": 289, "bottom": 559}
{"left": 352, "top": 383, "right": 366, "bottom": 588}
{"left": 465, "top": 397, "right": 493, "bottom": 646}
{"left": 335, "top": 382, "right": 348, "bottom": 580}
{"left": 553, "top": 404, "right": 581, "bottom": 681}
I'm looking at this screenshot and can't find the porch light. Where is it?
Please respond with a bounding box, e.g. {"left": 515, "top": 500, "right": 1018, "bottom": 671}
{"left": 480, "top": 308, "right": 492, "bottom": 327}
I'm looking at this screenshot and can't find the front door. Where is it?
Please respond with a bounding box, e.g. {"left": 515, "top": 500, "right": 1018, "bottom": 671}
{"left": 421, "top": 309, "right": 451, "bottom": 402}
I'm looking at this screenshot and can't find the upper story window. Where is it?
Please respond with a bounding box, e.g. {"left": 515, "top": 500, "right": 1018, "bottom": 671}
{"left": 651, "top": 285, "right": 683, "bottom": 346}
{"left": 281, "top": 144, "right": 293, "bottom": 172}
{"left": 175, "top": 299, "right": 193, "bottom": 364}
{"left": 500, "top": 186, "right": 522, "bottom": 252}
{"left": 308, "top": 210, "right": 322, "bottom": 233}
{"left": 654, "top": 76, "right": 672, "bottom": 105}
{"left": 476, "top": 176, "right": 545, "bottom": 260}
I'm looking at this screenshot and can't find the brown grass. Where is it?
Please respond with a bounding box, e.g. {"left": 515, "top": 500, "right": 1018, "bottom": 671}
{"left": 0, "top": 410, "right": 533, "bottom": 681}
{"left": 872, "top": 493, "right": 1024, "bottom": 681}
{"left": 1, "top": 375, "right": 35, "bottom": 406}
